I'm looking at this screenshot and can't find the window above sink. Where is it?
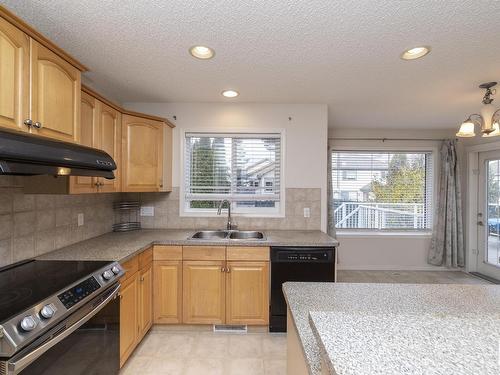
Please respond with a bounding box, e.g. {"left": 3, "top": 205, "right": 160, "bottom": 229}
{"left": 181, "top": 131, "right": 285, "bottom": 217}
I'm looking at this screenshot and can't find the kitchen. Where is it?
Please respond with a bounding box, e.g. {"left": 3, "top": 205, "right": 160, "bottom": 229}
{"left": 0, "top": 1, "right": 499, "bottom": 375}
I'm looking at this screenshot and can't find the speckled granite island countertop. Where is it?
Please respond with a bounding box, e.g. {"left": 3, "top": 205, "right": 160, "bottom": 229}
{"left": 310, "top": 311, "right": 500, "bottom": 375}
{"left": 283, "top": 282, "right": 500, "bottom": 375}
{"left": 37, "top": 229, "right": 338, "bottom": 262}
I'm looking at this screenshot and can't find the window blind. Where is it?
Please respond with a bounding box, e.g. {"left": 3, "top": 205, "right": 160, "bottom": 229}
{"left": 184, "top": 133, "right": 281, "bottom": 212}
{"left": 331, "top": 151, "right": 434, "bottom": 230}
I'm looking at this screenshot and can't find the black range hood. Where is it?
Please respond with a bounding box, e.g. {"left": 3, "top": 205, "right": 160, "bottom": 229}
{"left": 0, "top": 129, "right": 116, "bottom": 179}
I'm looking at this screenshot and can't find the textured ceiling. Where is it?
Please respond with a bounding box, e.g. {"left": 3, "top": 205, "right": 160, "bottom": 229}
{"left": 3, "top": 0, "right": 500, "bottom": 129}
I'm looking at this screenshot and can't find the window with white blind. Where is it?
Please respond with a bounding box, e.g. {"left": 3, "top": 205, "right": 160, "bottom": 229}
{"left": 331, "top": 151, "right": 434, "bottom": 231}
{"left": 183, "top": 132, "right": 283, "bottom": 215}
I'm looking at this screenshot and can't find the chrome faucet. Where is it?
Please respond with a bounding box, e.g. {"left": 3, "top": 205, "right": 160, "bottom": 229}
{"left": 217, "top": 199, "right": 237, "bottom": 230}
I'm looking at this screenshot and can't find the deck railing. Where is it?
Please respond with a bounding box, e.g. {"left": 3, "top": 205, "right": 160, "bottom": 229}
{"left": 334, "top": 202, "right": 426, "bottom": 230}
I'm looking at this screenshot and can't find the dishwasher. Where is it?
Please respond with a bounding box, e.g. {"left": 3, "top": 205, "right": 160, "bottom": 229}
{"left": 270, "top": 246, "right": 336, "bottom": 332}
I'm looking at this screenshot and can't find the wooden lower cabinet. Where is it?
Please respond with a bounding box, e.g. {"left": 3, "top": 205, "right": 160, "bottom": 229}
{"left": 182, "top": 260, "right": 226, "bottom": 324}
{"left": 226, "top": 261, "right": 269, "bottom": 325}
{"left": 138, "top": 263, "right": 153, "bottom": 339}
{"left": 119, "top": 249, "right": 153, "bottom": 367}
{"left": 119, "top": 272, "right": 139, "bottom": 367}
{"left": 153, "top": 260, "right": 182, "bottom": 324}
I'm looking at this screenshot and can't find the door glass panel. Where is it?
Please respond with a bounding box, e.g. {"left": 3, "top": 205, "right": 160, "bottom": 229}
{"left": 487, "top": 159, "right": 500, "bottom": 267}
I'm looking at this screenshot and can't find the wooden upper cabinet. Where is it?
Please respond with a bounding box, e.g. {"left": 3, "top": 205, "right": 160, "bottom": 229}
{"left": 0, "top": 17, "right": 29, "bottom": 132}
{"left": 182, "top": 261, "right": 226, "bottom": 324}
{"left": 121, "top": 114, "right": 164, "bottom": 192}
{"left": 70, "top": 91, "right": 98, "bottom": 193}
{"left": 97, "top": 102, "right": 121, "bottom": 192}
{"left": 30, "top": 39, "right": 81, "bottom": 143}
{"left": 226, "top": 261, "right": 269, "bottom": 325}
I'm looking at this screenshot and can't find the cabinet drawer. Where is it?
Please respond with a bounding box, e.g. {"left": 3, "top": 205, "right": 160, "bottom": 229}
{"left": 153, "top": 245, "right": 183, "bottom": 261}
{"left": 182, "top": 246, "right": 226, "bottom": 261}
{"left": 139, "top": 247, "right": 153, "bottom": 268}
{"left": 226, "top": 247, "right": 270, "bottom": 261}
{"left": 120, "top": 256, "right": 139, "bottom": 281}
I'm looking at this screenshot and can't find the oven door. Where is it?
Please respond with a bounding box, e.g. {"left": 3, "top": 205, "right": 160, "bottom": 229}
{"left": 3, "top": 283, "right": 120, "bottom": 375}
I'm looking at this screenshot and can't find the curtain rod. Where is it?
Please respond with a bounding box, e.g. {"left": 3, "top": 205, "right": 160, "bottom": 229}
{"left": 328, "top": 137, "right": 453, "bottom": 142}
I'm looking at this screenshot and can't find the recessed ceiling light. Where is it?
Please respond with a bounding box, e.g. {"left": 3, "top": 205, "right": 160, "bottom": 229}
{"left": 189, "top": 45, "right": 215, "bottom": 59}
{"left": 400, "top": 46, "right": 431, "bottom": 60}
{"left": 222, "top": 90, "right": 239, "bottom": 98}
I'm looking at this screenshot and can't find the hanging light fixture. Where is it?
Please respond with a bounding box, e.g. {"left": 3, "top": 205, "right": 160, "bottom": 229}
{"left": 456, "top": 82, "right": 500, "bottom": 137}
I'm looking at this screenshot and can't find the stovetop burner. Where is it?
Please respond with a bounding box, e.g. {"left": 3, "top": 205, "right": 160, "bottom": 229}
{"left": 0, "top": 287, "right": 33, "bottom": 307}
{"left": 0, "top": 259, "right": 112, "bottom": 323}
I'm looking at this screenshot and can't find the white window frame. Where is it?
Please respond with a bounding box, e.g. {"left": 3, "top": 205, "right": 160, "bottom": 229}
{"left": 180, "top": 129, "right": 286, "bottom": 218}
{"left": 330, "top": 141, "right": 439, "bottom": 236}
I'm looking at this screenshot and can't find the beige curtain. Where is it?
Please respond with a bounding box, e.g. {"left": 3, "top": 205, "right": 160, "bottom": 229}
{"left": 428, "top": 140, "right": 464, "bottom": 267}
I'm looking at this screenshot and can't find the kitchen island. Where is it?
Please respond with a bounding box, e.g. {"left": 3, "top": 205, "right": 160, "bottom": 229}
{"left": 283, "top": 282, "right": 500, "bottom": 375}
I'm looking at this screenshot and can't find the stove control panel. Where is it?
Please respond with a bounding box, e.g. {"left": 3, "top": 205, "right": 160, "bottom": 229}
{"left": 58, "top": 276, "right": 101, "bottom": 309}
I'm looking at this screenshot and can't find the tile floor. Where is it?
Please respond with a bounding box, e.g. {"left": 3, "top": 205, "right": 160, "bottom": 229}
{"left": 121, "top": 270, "right": 489, "bottom": 375}
{"left": 120, "top": 329, "right": 286, "bottom": 375}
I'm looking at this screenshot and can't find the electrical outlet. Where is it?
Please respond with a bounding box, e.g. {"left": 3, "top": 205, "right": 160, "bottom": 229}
{"left": 303, "top": 207, "right": 311, "bottom": 218}
{"left": 140, "top": 206, "right": 155, "bottom": 217}
{"left": 77, "top": 213, "right": 84, "bottom": 227}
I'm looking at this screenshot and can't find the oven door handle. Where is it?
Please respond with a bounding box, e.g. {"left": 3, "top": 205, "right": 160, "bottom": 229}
{"left": 6, "top": 283, "right": 120, "bottom": 375}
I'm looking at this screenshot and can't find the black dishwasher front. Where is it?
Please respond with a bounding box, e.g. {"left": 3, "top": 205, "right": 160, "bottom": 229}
{"left": 270, "top": 246, "right": 336, "bottom": 332}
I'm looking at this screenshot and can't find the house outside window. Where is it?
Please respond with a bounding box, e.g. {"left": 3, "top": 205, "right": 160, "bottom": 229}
{"left": 331, "top": 150, "right": 434, "bottom": 231}
{"left": 182, "top": 132, "right": 283, "bottom": 216}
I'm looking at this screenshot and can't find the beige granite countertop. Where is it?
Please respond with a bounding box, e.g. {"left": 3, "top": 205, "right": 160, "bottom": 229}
{"left": 37, "top": 229, "right": 338, "bottom": 263}
{"left": 283, "top": 282, "right": 500, "bottom": 375}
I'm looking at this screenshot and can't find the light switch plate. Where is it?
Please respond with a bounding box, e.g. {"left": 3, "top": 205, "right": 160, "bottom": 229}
{"left": 303, "top": 207, "right": 311, "bottom": 218}
{"left": 77, "top": 213, "right": 84, "bottom": 226}
{"left": 140, "top": 206, "right": 155, "bottom": 217}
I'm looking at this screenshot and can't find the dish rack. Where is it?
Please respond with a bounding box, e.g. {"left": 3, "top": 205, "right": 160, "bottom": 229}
{"left": 113, "top": 201, "right": 141, "bottom": 232}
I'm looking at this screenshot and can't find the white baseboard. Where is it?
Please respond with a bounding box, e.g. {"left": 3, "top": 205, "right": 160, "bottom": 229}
{"left": 337, "top": 265, "right": 449, "bottom": 271}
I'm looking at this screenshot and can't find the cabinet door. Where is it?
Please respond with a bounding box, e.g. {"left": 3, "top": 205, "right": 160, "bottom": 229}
{"left": 121, "top": 115, "right": 163, "bottom": 192}
{"left": 138, "top": 264, "right": 153, "bottom": 339}
{"left": 119, "top": 272, "right": 139, "bottom": 367}
{"left": 182, "top": 261, "right": 225, "bottom": 324}
{"left": 226, "top": 261, "right": 269, "bottom": 325}
{"left": 154, "top": 261, "right": 182, "bottom": 324}
{"left": 30, "top": 39, "right": 80, "bottom": 143}
{"left": 0, "top": 18, "right": 29, "bottom": 132}
{"left": 97, "top": 102, "right": 121, "bottom": 192}
{"left": 69, "top": 91, "right": 98, "bottom": 193}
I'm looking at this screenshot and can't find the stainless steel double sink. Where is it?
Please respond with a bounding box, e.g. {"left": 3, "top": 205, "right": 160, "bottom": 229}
{"left": 189, "top": 230, "right": 266, "bottom": 241}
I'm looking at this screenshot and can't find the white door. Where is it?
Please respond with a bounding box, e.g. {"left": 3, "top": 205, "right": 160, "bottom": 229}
{"left": 477, "top": 150, "right": 500, "bottom": 280}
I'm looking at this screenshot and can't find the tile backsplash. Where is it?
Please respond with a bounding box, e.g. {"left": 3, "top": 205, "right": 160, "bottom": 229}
{"left": 0, "top": 174, "right": 321, "bottom": 268}
{"left": 0, "top": 177, "right": 116, "bottom": 267}
{"left": 125, "top": 187, "right": 321, "bottom": 231}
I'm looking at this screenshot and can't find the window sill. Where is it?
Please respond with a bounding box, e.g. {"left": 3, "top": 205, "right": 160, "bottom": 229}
{"left": 335, "top": 230, "right": 432, "bottom": 239}
{"left": 180, "top": 211, "right": 286, "bottom": 219}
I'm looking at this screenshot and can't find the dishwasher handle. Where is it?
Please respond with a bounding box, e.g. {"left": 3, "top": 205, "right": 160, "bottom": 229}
{"left": 270, "top": 247, "right": 335, "bottom": 263}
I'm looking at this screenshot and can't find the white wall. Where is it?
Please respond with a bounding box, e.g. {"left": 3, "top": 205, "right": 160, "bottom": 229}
{"left": 329, "top": 127, "right": 456, "bottom": 270}
{"left": 124, "top": 102, "right": 329, "bottom": 230}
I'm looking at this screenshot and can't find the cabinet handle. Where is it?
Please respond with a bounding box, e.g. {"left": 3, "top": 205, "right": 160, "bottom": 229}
{"left": 33, "top": 121, "right": 42, "bottom": 129}
{"left": 221, "top": 267, "right": 225, "bottom": 273}
{"left": 23, "top": 119, "right": 33, "bottom": 127}
{"left": 226, "top": 267, "right": 231, "bottom": 273}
